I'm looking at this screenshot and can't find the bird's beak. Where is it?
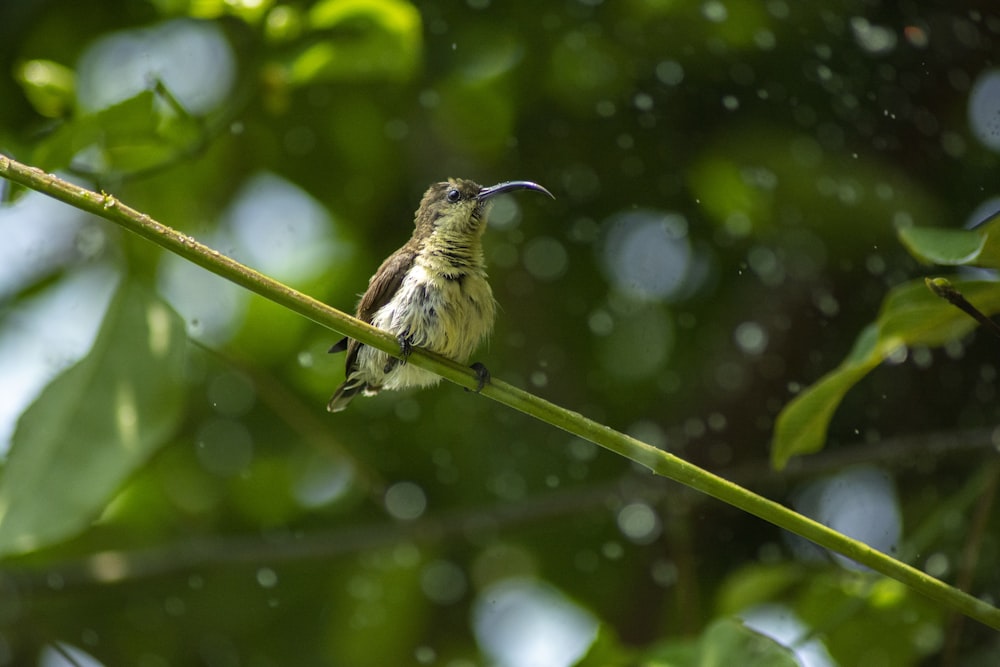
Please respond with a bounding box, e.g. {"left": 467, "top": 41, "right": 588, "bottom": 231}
{"left": 478, "top": 180, "right": 555, "bottom": 201}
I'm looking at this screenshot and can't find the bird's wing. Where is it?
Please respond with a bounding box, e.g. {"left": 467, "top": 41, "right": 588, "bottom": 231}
{"left": 343, "top": 248, "right": 415, "bottom": 372}
{"left": 357, "top": 248, "right": 413, "bottom": 323}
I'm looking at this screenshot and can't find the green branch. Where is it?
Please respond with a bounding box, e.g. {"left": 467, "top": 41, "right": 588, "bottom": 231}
{"left": 2, "top": 154, "right": 998, "bottom": 630}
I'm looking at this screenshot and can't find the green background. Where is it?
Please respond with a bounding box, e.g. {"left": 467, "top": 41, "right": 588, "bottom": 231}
{"left": 1, "top": 0, "right": 999, "bottom": 665}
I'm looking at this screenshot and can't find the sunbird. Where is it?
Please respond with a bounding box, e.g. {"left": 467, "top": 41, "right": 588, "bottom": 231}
{"left": 328, "top": 178, "right": 553, "bottom": 412}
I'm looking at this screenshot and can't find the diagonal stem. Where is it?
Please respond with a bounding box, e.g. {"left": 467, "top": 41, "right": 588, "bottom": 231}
{"left": 3, "top": 153, "right": 999, "bottom": 630}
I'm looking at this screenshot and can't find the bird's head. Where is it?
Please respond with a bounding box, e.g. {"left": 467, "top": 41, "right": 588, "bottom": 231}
{"left": 414, "top": 178, "right": 554, "bottom": 239}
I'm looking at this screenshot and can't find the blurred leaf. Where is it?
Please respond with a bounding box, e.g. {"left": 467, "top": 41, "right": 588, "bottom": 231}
{"left": 33, "top": 90, "right": 157, "bottom": 171}
{"left": 695, "top": 618, "right": 799, "bottom": 667}
{"left": 31, "top": 89, "right": 203, "bottom": 174}
{"left": 687, "top": 155, "right": 769, "bottom": 236}
{"left": 771, "top": 279, "right": 1000, "bottom": 469}
{"left": 14, "top": 59, "right": 76, "bottom": 118}
{"left": 689, "top": 126, "right": 946, "bottom": 248}
{"left": 431, "top": 79, "right": 514, "bottom": 156}
{"left": 898, "top": 211, "right": 1000, "bottom": 268}
{"left": 229, "top": 456, "right": 300, "bottom": 526}
{"left": 625, "top": 0, "right": 785, "bottom": 52}
{"left": 625, "top": 618, "right": 798, "bottom": 667}
{"left": 573, "top": 625, "right": 634, "bottom": 667}
{"left": 284, "top": 0, "right": 422, "bottom": 84}
{"left": 230, "top": 295, "right": 311, "bottom": 363}
{"left": 703, "top": 1, "right": 771, "bottom": 48}
{"left": 0, "top": 283, "right": 187, "bottom": 556}
{"left": 576, "top": 617, "right": 797, "bottom": 667}
{"left": 323, "top": 547, "right": 428, "bottom": 664}
{"left": 546, "top": 29, "right": 629, "bottom": 113}
{"left": 796, "top": 575, "right": 942, "bottom": 666}
{"left": 716, "top": 563, "right": 806, "bottom": 616}
{"left": 264, "top": 5, "right": 305, "bottom": 43}
{"left": 148, "top": 0, "right": 274, "bottom": 22}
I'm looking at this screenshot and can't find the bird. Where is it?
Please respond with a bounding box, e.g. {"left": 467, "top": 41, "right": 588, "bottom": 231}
{"left": 327, "top": 177, "right": 553, "bottom": 412}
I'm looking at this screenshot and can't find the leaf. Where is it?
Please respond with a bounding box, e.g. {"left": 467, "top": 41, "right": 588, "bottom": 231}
{"left": 33, "top": 91, "right": 157, "bottom": 172}
{"left": 897, "top": 227, "right": 987, "bottom": 266}
{"left": 898, "top": 209, "right": 1000, "bottom": 269}
{"left": 14, "top": 59, "right": 76, "bottom": 118}
{"left": 796, "top": 575, "right": 942, "bottom": 666}
{"left": 574, "top": 618, "right": 798, "bottom": 667}
{"left": 572, "top": 625, "right": 634, "bottom": 667}
{"left": 771, "top": 278, "right": 1000, "bottom": 469}
{"left": 687, "top": 126, "right": 947, "bottom": 249}
{"left": 771, "top": 323, "right": 880, "bottom": 469}
{"left": 0, "top": 283, "right": 187, "bottom": 556}
{"left": 696, "top": 618, "right": 799, "bottom": 667}
{"left": 283, "top": 0, "right": 422, "bottom": 84}
{"left": 31, "top": 90, "right": 198, "bottom": 174}
{"left": 715, "top": 563, "right": 807, "bottom": 616}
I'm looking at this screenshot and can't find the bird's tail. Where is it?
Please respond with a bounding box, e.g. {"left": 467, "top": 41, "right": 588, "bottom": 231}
{"left": 327, "top": 381, "right": 364, "bottom": 412}
{"left": 327, "top": 375, "right": 382, "bottom": 412}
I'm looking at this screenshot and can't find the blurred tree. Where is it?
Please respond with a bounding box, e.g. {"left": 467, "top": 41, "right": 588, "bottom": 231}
{"left": 1, "top": 0, "right": 1000, "bottom": 665}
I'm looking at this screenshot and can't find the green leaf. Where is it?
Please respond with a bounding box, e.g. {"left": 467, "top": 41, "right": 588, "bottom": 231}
{"left": 898, "top": 226, "right": 986, "bottom": 266}
{"left": 576, "top": 618, "right": 799, "bottom": 667}
{"left": 14, "top": 59, "right": 76, "bottom": 118}
{"left": 0, "top": 283, "right": 187, "bottom": 556}
{"left": 771, "top": 279, "right": 1000, "bottom": 469}
{"left": 33, "top": 91, "right": 156, "bottom": 171}
{"left": 898, "top": 210, "right": 1000, "bottom": 269}
{"left": 688, "top": 126, "right": 947, "bottom": 247}
{"left": 284, "top": 0, "right": 422, "bottom": 84}
{"left": 796, "top": 576, "right": 942, "bottom": 666}
{"left": 31, "top": 89, "right": 200, "bottom": 174}
{"left": 572, "top": 624, "right": 634, "bottom": 667}
{"left": 771, "top": 323, "right": 880, "bottom": 469}
{"left": 716, "top": 563, "right": 807, "bottom": 616}
{"left": 696, "top": 618, "right": 799, "bottom": 667}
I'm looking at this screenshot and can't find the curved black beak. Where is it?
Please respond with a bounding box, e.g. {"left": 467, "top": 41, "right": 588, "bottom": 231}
{"left": 478, "top": 180, "right": 555, "bottom": 201}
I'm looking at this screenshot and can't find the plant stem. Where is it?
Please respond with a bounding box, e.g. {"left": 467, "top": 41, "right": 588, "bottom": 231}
{"left": 3, "top": 154, "right": 999, "bottom": 630}
{"left": 926, "top": 277, "right": 1000, "bottom": 340}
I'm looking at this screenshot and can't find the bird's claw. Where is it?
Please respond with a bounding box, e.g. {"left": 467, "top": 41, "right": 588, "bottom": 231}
{"left": 382, "top": 334, "right": 415, "bottom": 374}
{"left": 467, "top": 362, "right": 490, "bottom": 393}
{"left": 398, "top": 334, "right": 414, "bottom": 363}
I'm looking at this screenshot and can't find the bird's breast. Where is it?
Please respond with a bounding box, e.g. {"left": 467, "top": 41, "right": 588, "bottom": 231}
{"left": 372, "top": 263, "right": 496, "bottom": 362}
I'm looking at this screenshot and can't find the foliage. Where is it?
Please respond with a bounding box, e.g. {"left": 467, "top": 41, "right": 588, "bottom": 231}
{"left": 771, "top": 278, "right": 1000, "bottom": 469}
{"left": 772, "top": 210, "right": 1000, "bottom": 467}
{"left": 2, "top": 1, "right": 1000, "bottom": 665}
{"left": 0, "top": 283, "right": 187, "bottom": 555}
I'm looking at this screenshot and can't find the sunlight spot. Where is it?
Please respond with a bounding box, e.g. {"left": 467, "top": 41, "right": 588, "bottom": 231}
{"left": 76, "top": 19, "right": 235, "bottom": 114}
{"left": 850, "top": 17, "right": 897, "bottom": 54}
{"left": 617, "top": 502, "right": 661, "bottom": 545}
{"left": 474, "top": 578, "right": 597, "bottom": 667}
{"left": 87, "top": 550, "right": 130, "bottom": 583}
{"left": 384, "top": 481, "right": 427, "bottom": 520}
{"left": 602, "top": 210, "right": 691, "bottom": 301}
{"left": 116, "top": 381, "right": 139, "bottom": 451}
{"left": 39, "top": 643, "right": 106, "bottom": 667}
{"left": 145, "top": 301, "right": 172, "bottom": 357}
{"left": 969, "top": 69, "right": 1000, "bottom": 152}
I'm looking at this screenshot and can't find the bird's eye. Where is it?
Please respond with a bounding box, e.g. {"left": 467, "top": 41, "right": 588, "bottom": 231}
{"left": 446, "top": 188, "right": 461, "bottom": 203}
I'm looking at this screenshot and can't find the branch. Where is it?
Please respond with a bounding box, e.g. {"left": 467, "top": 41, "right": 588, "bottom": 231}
{"left": 926, "top": 277, "right": 1000, "bottom": 340}
{"left": 3, "top": 154, "right": 998, "bottom": 630}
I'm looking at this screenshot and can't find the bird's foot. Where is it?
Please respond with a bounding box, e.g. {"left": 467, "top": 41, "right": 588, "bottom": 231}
{"left": 467, "top": 362, "right": 490, "bottom": 393}
{"left": 385, "top": 334, "right": 414, "bottom": 373}
{"left": 398, "top": 333, "right": 414, "bottom": 362}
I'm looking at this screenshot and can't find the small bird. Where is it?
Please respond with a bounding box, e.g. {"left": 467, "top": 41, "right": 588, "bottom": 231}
{"left": 327, "top": 178, "right": 553, "bottom": 412}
